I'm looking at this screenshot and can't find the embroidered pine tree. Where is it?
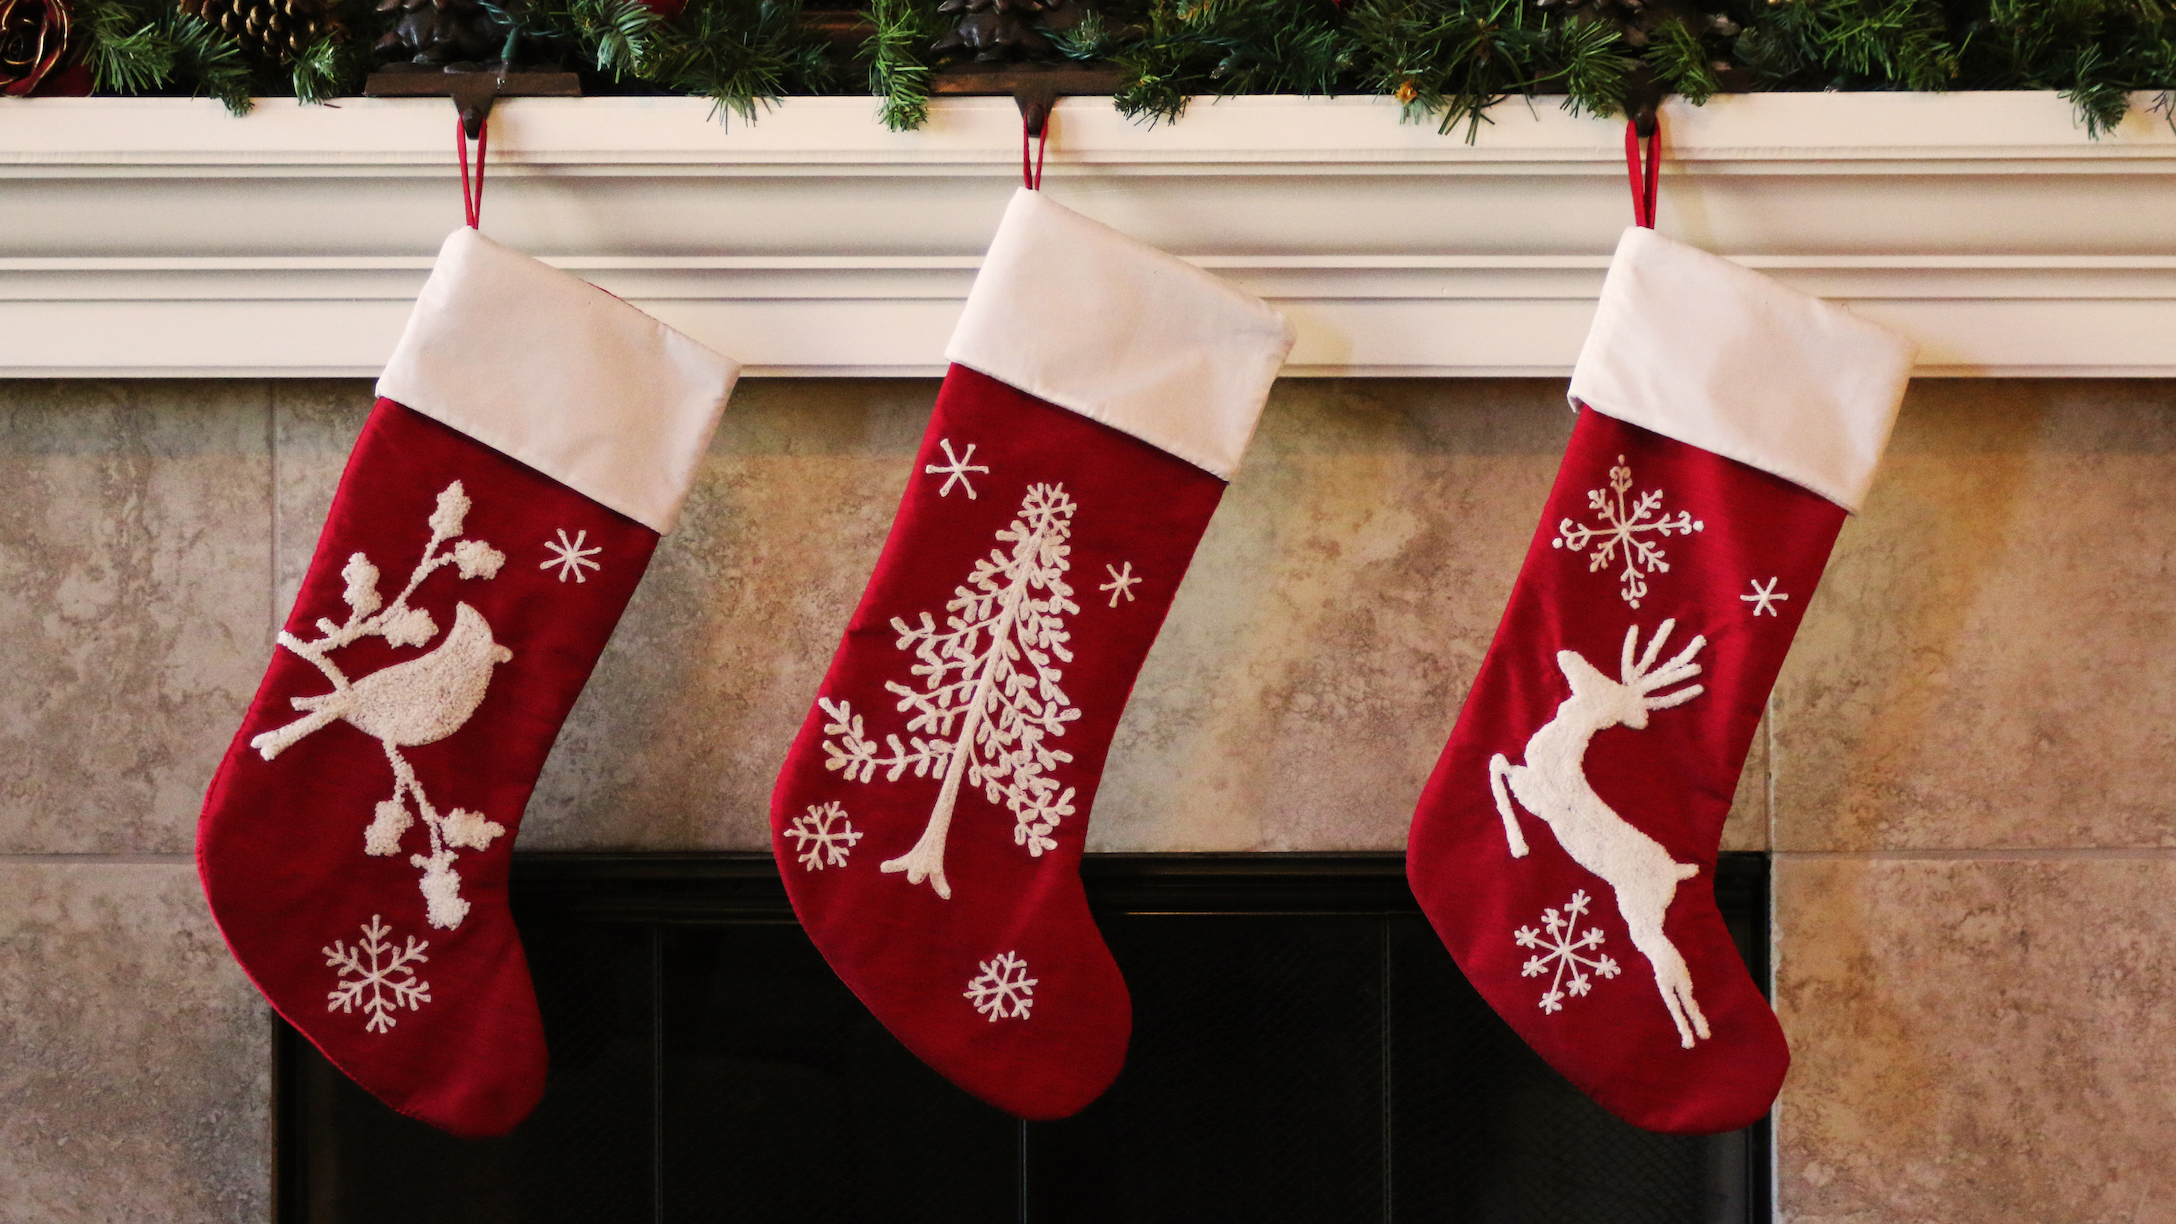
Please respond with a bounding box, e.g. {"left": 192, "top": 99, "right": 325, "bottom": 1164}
{"left": 821, "top": 481, "right": 1083, "bottom": 899}
{"left": 250, "top": 481, "right": 512, "bottom": 930}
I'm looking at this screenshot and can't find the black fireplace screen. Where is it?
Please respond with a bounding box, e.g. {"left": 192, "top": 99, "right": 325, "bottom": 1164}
{"left": 280, "top": 853, "right": 1770, "bottom": 1224}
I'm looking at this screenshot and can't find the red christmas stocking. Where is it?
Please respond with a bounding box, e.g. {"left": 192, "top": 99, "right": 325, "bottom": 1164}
{"left": 1407, "top": 227, "right": 1913, "bottom": 1134}
{"left": 199, "top": 228, "right": 738, "bottom": 1136}
{"left": 771, "top": 188, "right": 1293, "bottom": 1119}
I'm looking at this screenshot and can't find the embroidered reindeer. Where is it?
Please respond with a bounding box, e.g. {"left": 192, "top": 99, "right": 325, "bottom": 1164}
{"left": 1488, "top": 620, "right": 1712, "bottom": 1049}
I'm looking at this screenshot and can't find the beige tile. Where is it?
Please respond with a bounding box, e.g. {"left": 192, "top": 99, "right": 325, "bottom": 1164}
{"left": 270, "top": 380, "right": 374, "bottom": 623}
{"left": 1775, "top": 854, "right": 2176, "bottom": 1224}
{"left": 1719, "top": 707, "right": 1770, "bottom": 853}
{"left": 0, "top": 860, "right": 270, "bottom": 1223}
{"left": 522, "top": 378, "right": 934, "bottom": 849}
{"left": 1774, "top": 381, "right": 2176, "bottom": 852}
{"left": 1092, "top": 378, "right": 1574, "bottom": 851}
{"left": 0, "top": 381, "right": 272, "bottom": 854}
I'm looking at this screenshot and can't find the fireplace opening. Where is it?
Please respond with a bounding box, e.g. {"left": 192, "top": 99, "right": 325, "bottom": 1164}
{"left": 279, "top": 853, "right": 1770, "bottom": 1223}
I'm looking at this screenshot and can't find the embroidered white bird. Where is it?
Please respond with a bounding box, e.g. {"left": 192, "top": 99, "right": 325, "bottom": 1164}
{"left": 251, "top": 603, "right": 513, "bottom": 761}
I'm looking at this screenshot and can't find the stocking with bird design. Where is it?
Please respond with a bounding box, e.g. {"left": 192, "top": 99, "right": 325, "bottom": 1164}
{"left": 768, "top": 188, "right": 1293, "bottom": 1119}
{"left": 1406, "top": 227, "right": 1914, "bottom": 1135}
{"left": 198, "top": 227, "right": 738, "bottom": 1136}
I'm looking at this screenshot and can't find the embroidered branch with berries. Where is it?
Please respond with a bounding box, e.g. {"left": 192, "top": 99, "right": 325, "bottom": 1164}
{"left": 252, "top": 481, "right": 513, "bottom": 930}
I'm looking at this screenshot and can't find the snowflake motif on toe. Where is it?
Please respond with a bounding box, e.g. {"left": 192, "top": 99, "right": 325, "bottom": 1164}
{"left": 541, "top": 528, "right": 602, "bottom": 584}
{"left": 1741, "top": 577, "right": 1788, "bottom": 617}
{"left": 251, "top": 481, "right": 511, "bottom": 930}
{"left": 925, "top": 439, "right": 989, "bottom": 500}
{"left": 1553, "top": 455, "right": 1702, "bottom": 608}
{"left": 819, "top": 482, "right": 1081, "bottom": 900}
{"left": 1099, "top": 562, "right": 1140, "bottom": 607}
{"left": 964, "top": 951, "right": 1037, "bottom": 1022}
{"left": 1515, "top": 890, "right": 1621, "bottom": 1015}
{"left": 325, "top": 915, "right": 432, "bottom": 1034}
{"left": 784, "top": 800, "right": 863, "bottom": 870}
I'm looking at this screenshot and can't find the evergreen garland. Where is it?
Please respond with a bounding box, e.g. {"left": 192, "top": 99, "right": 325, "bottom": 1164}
{"left": 624, "top": 0, "right": 833, "bottom": 123}
{"left": 30, "top": 0, "right": 2176, "bottom": 138}
{"left": 1112, "top": 0, "right": 1350, "bottom": 125}
{"left": 1345, "top": 0, "right": 1634, "bottom": 138}
{"left": 78, "top": 0, "right": 253, "bottom": 112}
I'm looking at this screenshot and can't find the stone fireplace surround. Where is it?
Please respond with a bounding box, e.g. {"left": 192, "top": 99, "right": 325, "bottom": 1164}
{"left": 2, "top": 93, "right": 2173, "bottom": 1222}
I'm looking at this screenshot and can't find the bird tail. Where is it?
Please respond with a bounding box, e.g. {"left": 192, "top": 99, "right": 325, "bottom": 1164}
{"left": 249, "top": 705, "right": 342, "bottom": 761}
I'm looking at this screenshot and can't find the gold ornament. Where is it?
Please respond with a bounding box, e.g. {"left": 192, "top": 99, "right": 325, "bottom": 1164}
{"left": 0, "top": 0, "right": 71, "bottom": 97}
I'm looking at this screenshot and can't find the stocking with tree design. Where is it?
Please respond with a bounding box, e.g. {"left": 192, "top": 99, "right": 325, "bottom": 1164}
{"left": 770, "top": 187, "right": 1294, "bottom": 1119}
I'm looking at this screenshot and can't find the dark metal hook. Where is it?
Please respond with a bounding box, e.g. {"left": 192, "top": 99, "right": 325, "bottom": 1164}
{"left": 363, "top": 64, "right": 582, "bottom": 139}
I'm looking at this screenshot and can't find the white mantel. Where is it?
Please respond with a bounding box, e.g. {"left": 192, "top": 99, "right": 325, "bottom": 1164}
{"left": 3, "top": 91, "right": 2175, "bottom": 377}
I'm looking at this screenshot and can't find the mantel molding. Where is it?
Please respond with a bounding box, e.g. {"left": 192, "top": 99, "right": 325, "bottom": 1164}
{"left": 4, "top": 92, "right": 2175, "bottom": 378}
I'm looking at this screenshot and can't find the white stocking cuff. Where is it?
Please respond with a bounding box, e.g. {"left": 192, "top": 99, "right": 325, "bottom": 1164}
{"left": 378, "top": 228, "right": 741, "bottom": 534}
{"left": 946, "top": 188, "right": 1296, "bottom": 481}
{"left": 1569, "top": 227, "right": 1914, "bottom": 513}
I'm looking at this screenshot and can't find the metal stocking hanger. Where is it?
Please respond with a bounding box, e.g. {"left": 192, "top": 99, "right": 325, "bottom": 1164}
{"left": 365, "top": 62, "right": 581, "bottom": 141}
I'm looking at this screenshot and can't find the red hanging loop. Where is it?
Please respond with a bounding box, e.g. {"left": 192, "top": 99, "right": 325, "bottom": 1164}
{"left": 1623, "top": 118, "right": 1659, "bottom": 229}
{"left": 1021, "top": 110, "right": 1048, "bottom": 190}
{"left": 457, "top": 115, "right": 488, "bottom": 229}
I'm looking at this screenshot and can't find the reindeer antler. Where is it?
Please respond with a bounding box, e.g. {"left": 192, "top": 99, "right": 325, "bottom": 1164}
{"left": 1619, "top": 619, "right": 1705, "bottom": 709}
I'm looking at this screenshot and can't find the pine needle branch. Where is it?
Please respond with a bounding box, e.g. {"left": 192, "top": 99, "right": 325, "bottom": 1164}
{"left": 291, "top": 27, "right": 375, "bottom": 104}
{"left": 171, "top": 10, "right": 255, "bottom": 114}
{"left": 637, "top": 0, "right": 833, "bottom": 125}
{"left": 1643, "top": 16, "right": 1718, "bottom": 105}
{"left": 498, "top": 0, "right": 659, "bottom": 77}
{"left": 78, "top": 0, "right": 178, "bottom": 94}
{"left": 1114, "top": 0, "right": 1353, "bottom": 127}
{"left": 862, "top": 0, "right": 944, "bottom": 130}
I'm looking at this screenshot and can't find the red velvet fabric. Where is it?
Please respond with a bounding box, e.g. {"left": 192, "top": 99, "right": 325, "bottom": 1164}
{"left": 772, "top": 365, "right": 1228, "bottom": 1119}
{"left": 199, "top": 399, "right": 657, "bottom": 1137}
{"left": 1409, "top": 407, "right": 1842, "bottom": 1135}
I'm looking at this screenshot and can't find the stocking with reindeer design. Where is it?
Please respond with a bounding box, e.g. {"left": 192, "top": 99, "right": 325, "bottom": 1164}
{"left": 198, "top": 226, "right": 738, "bottom": 1136}
{"left": 770, "top": 187, "right": 1293, "bottom": 1119}
{"left": 1407, "top": 226, "right": 1913, "bottom": 1134}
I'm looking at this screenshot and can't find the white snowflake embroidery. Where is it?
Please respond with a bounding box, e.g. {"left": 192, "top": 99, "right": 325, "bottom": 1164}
{"left": 820, "top": 482, "right": 1081, "bottom": 900}
{"left": 783, "top": 800, "right": 863, "bottom": 870}
{"left": 1552, "top": 454, "right": 1703, "bottom": 608}
{"left": 1515, "top": 890, "right": 1621, "bottom": 1015}
{"left": 325, "top": 915, "right": 433, "bottom": 1033}
{"left": 925, "top": 438, "right": 989, "bottom": 500}
{"left": 541, "top": 528, "right": 602, "bottom": 584}
{"left": 964, "top": 951, "right": 1037, "bottom": 1021}
{"left": 1099, "top": 562, "right": 1141, "bottom": 607}
{"left": 252, "top": 482, "right": 512, "bottom": 930}
{"left": 1741, "top": 577, "right": 1788, "bottom": 617}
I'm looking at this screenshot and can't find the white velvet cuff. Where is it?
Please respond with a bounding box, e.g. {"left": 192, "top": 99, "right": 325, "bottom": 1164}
{"left": 945, "top": 188, "right": 1296, "bottom": 481}
{"left": 377, "top": 228, "right": 741, "bottom": 534}
{"left": 1569, "top": 227, "right": 1914, "bottom": 513}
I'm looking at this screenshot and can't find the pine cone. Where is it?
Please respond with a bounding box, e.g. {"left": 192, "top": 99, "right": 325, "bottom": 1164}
{"left": 179, "top": 0, "right": 339, "bottom": 63}
{"left": 373, "top": 0, "right": 507, "bottom": 65}
{"left": 0, "top": 0, "right": 71, "bottom": 96}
